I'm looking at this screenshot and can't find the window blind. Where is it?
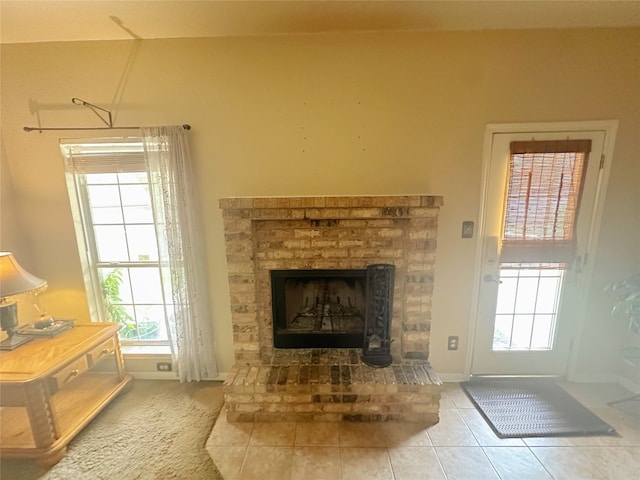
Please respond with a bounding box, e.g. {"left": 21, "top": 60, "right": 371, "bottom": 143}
{"left": 500, "top": 139, "right": 591, "bottom": 266}
{"left": 60, "top": 138, "right": 145, "bottom": 173}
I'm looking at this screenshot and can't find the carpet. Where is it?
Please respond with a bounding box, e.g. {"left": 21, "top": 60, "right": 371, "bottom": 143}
{"left": 0, "top": 380, "right": 225, "bottom": 480}
{"left": 461, "top": 378, "right": 617, "bottom": 438}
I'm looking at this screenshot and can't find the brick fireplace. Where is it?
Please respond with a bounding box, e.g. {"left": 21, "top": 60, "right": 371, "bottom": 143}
{"left": 220, "top": 195, "right": 444, "bottom": 423}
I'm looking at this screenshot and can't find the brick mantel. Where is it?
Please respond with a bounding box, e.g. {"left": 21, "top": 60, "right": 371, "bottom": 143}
{"left": 220, "top": 195, "right": 443, "bottom": 364}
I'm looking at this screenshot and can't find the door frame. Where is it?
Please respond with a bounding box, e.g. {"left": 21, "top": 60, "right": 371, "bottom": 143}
{"left": 465, "top": 120, "right": 619, "bottom": 379}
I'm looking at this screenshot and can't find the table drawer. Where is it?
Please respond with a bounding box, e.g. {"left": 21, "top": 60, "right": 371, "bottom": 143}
{"left": 51, "top": 356, "right": 88, "bottom": 390}
{"left": 87, "top": 336, "right": 117, "bottom": 366}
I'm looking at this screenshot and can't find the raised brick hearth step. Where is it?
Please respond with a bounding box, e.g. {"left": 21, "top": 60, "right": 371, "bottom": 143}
{"left": 223, "top": 349, "right": 443, "bottom": 423}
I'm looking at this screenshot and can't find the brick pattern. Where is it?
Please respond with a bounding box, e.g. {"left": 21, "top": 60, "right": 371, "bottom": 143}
{"left": 224, "top": 349, "right": 442, "bottom": 423}
{"left": 220, "top": 195, "right": 443, "bottom": 363}
{"left": 220, "top": 195, "right": 444, "bottom": 423}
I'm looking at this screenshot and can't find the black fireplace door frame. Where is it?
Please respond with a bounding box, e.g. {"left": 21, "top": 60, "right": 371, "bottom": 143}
{"left": 271, "top": 269, "right": 367, "bottom": 349}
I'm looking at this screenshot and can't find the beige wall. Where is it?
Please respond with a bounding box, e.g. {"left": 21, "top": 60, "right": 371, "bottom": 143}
{"left": 1, "top": 28, "right": 638, "bottom": 378}
{"left": 1, "top": 141, "right": 22, "bottom": 251}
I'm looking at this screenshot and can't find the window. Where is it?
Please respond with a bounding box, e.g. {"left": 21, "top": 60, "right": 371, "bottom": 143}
{"left": 61, "top": 139, "right": 171, "bottom": 345}
{"left": 493, "top": 267, "right": 564, "bottom": 350}
{"left": 492, "top": 139, "right": 591, "bottom": 351}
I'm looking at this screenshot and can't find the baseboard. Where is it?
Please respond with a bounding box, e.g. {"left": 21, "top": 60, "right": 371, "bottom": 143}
{"left": 213, "top": 372, "right": 228, "bottom": 381}
{"left": 437, "top": 373, "right": 470, "bottom": 383}
{"left": 566, "top": 372, "right": 619, "bottom": 383}
{"left": 127, "top": 371, "right": 229, "bottom": 381}
{"left": 122, "top": 353, "right": 226, "bottom": 381}
{"left": 130, "top": 371, "right": 178, "bottom": 380}
{"left": 618, "top": 375, "right": 640, "bottom": 394}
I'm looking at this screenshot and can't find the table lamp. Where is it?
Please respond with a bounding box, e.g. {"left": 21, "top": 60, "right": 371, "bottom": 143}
{"left": 0, "top": 252, "right": 47, "bottom": 350}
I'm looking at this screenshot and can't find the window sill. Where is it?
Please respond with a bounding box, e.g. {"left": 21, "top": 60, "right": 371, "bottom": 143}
{"left": 121, "top": 345, "right": 172, "bottom": 356}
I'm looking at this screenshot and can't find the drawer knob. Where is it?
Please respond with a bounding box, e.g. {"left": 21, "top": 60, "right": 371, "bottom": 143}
{"left": 70, "top": 369, "right": 79, "bottom": 376}
{"left": 101, "top": 348, "right": 111, "bottom": 355}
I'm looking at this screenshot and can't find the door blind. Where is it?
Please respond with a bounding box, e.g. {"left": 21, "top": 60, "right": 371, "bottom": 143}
{"left": 500, "top": 139, "right": 591, "bottom": 266}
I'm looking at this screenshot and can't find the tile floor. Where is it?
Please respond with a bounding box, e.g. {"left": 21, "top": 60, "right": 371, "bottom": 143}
{"left": 205, "top": 382, "right": 640, "bottom": 480}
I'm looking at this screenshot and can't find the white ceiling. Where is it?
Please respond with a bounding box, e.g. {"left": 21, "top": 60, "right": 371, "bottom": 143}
{"left": 1, "top": 0, "right": 639, "bottom": 44}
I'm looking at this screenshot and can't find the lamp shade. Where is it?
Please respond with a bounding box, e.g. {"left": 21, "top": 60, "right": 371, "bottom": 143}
{"left": 0, "top": 252, "right": 47, "bottom": 298}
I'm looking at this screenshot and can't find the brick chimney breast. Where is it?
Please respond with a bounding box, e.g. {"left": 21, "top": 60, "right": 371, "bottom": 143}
{"left": 220, "top": 195, "right": 444, "bottom": 423}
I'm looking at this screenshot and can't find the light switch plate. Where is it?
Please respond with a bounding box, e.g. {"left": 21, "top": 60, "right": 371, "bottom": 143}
{"left": 462, "top": 221, "right": 474, "bottom": 238}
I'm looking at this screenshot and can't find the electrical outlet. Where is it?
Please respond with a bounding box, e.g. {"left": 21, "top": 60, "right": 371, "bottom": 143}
{"left": 447, "top": 336, "right": 459, "bottom": 350}
{"left": 156, "top": 362, "right": 172, "bottom": 372}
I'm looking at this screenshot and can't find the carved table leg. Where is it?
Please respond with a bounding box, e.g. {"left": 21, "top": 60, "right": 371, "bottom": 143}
{"left": 23, "top": 381, "right": 59, "bottom": 449}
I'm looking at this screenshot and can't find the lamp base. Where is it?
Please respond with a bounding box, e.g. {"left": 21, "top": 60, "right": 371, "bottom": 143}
{"left": 0, "top": 334, "right": 32, "bottom": 351}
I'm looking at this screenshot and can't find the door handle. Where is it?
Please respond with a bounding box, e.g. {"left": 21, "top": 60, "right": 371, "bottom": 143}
{"left": 483, "top": 274, "right": 502, "bottom": 284}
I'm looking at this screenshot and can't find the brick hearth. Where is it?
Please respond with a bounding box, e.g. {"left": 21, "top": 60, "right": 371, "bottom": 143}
{"left": 219, "top": 195, "right": 444, "bottom": 422}
{"left": 225, "top": 349, "right": 441, "bottom": 423}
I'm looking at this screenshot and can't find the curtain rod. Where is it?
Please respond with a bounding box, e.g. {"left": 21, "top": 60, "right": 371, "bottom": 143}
{"left": 22, "top": 97, "right": 190, "bottom": 133}
{"left": 24, "top": 124, "right": 191, "bottom": 133}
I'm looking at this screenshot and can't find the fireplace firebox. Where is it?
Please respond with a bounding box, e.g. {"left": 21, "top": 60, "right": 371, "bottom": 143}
{"left": 271, "top": 269, "right": 367, "bottom": 348}
{"left": 271, "top": 264, "right": 396, "bottom": 365}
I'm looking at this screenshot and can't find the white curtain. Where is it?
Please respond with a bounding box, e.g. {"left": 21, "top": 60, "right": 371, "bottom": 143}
{"left": 142, "top": 126, "right": 218, "bottom": 382}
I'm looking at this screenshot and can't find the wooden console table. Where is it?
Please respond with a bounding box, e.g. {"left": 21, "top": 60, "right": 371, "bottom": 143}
{"left": 0, "top": 323, "right": 133, "bottom": 467}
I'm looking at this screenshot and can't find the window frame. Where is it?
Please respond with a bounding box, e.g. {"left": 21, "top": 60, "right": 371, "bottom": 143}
{"left": 61, "top": 138, "right": 172, "bottom": 346}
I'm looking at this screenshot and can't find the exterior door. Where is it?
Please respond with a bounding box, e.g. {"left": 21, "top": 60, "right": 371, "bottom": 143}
{"left": 471, "top": 122, "right": 616, "bottom": 375}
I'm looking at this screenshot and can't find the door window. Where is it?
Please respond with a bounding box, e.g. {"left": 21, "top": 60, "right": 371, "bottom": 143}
{"left": 493, "top": 266, "right": 564, "bottom": 350}
{"left": 491, "top": 140, "right": 591, "bottom": 352}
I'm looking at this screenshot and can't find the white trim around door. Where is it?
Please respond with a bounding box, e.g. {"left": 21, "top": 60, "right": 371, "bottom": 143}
{"left": 465, "top": 120, "right": 619, "bottom": 379}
